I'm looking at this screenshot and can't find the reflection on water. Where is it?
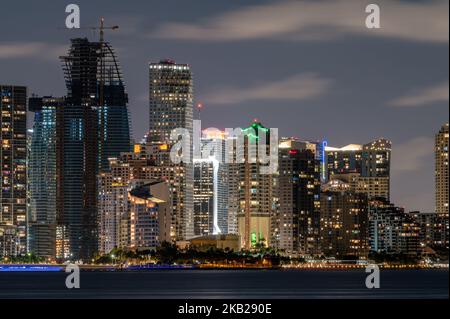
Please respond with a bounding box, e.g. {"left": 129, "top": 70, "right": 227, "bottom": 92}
{"left": 0, "top": 269, "right": 448, "bottom": 299}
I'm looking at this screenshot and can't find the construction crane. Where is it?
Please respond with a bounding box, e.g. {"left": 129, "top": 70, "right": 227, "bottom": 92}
{"left": 97, "top": 18, "right": 118, "bottom": 108}
{"left": 60, "top": 17, "right": 119, "bottom": 43}
{"left": 84, "top": 17, "right": 119, "bottom": 44}
{"left": 61, "top": 18, "right": 119, "bottom": 107}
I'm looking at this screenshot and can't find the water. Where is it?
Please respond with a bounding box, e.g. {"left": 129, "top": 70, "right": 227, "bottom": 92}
{"left": 0, "top": 269, "right": 448, "bottom": 299}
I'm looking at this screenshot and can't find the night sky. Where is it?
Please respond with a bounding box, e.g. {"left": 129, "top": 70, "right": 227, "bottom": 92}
{"left": 0, "top": 0, "right": 448, "bottom": 212}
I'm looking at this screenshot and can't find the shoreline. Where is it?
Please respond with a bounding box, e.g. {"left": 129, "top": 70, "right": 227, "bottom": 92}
{"left": 1, "top": 264, "right": 448, "bottom": 272}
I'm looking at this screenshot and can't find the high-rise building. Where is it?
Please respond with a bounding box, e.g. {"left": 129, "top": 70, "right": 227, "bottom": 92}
{"left": 127, "top": 181, "right": 172, "bottom": 250}
{"left": 276, "top": 138, "right": 321, "bottom": 256}
{"left": 193, "top": 130, "right": 228, "bottom": 237}
{"left": 411, "top": 211, "right": 448, "bottom": 250}
{"left": 0, "top": 85, "right": 27, "bottom": 258}
{"left": 368, "top": 199, "right": 420, "bottom": 255}
{"left": 27, "top": 96, "right": 63, "bottom": 260}
{"left": 193, "top": 160, "right": 215, "bottom": 236}
{"left": 325, "top": 143, "right": 363, "bottom": 176}
{"left": 234, "top": 122, "right": 277, "bottom": 249}
{"left": 325, "top": 139, "right": 391, "bottom": 200}
{"left": 97, "top": 158, "right": 130, "bottom": 255}
{"left": 320, "top": 180, "right": 369, "bottom": 258}
{"left": 330, "top": 173, "right": 390, "bottom": 201}
{"left": 148, "top": 59, "right": 194, "bottom": 241}
{"left": 98, "top": 144, "right": 177, "bottom": 251}
{"left": 148, "top": 59, "right": 193, "bottom": 145}
{"left": 58, "top": 37, "right": 131, "bottom": 261}
{"left": 435, "top": 123, "right": 449, "bottom": 217}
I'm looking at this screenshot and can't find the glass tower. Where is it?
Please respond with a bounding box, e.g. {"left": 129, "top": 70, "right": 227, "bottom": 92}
{"left": 28, "top": 97, "right": 63, "bottom": 260}
{"left": 59, "top": 37, "right": 131, "bottom": 261}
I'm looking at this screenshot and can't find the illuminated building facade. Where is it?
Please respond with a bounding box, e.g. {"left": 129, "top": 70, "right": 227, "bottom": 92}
{"left": 148, "top": 59, "right": 193, "bottom": 145}
{"left": 193, "top": 161, "right": 215, "bottom": 236}
{"left": 411, "top": 211, "right": 448, "bottom": 250}
{"left": 98, "top": 145, "right": 175, "bottom": 250}
{"left": 128, "top": 181, "right": 172, "bottom": 250}
{"left": 148, "top": 59, "right": 194, "bottom": 241}
{"left": 320, "top": 180, "right": 369, "bottom": 258}
{"left": 235, "top": 122, "right": 277, "bottom": 249}
{"left": 435, "top": 123, "right": 449, "bottom": 217}
{"left": 97, "top": 159, "right": 130, "bottom": 255}
{"left": 325, "top": 139, "right": 391, "bottom": 201}
{"left": 330, "top": 173, "right": 389, "bottom": 201}
{"left": 276, "top": 138, "right": 321, "bottom": 256}
{"left": 27, "top": 96, "right": 63, "bottom": 260}
{"left": 0, "top": 85, "right": 27, "bottom": 258}
{"left": 368, "top": 199, "right": 420, "bottom": 255}
{"left": 193, "top": 131, "right": 228, "bottom": 236}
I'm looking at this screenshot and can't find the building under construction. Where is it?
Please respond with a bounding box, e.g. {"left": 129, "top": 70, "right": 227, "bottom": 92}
{"left": 56, "top": 36, "right": 131, "bottom": 261}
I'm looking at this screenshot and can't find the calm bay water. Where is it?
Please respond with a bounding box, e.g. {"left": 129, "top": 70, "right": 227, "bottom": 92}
{"left": 0, "top": 269, "right": 448, "bottom": 299}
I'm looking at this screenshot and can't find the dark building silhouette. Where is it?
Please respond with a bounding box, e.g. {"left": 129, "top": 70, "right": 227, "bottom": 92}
{"left": 58, "top": 38, "right": 131, "bottom": 261}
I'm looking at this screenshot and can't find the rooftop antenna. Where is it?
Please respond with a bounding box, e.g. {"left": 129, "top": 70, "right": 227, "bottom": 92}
{"left": 196, "top": 102, "right": 204, "bottom": 121}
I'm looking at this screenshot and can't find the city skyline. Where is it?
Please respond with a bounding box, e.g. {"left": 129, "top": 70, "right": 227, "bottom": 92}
{"left": 0, "top": 0, "right": 448, "bottom": 214}
{"left": 0, "top": 1, "right": 448, "bottom": 306}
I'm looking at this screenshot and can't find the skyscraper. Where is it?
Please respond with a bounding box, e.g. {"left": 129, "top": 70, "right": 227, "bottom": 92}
{"left": 411, "top": 211, "right": 448, "bottom": 250}
{"left": 435, "top": 123, "right": 449, "bottom": 217}
{"left": 97, "top": 158, "right": 130, "bottom": 255}
{"left": 276, "top": 138, "right": 321, "bottom": 256}
{"left": 58, "top": 37, "right": 131, "bottom": 260}
{"left": 193, "top": 130, "right": 228, "bottom": 237}
{"left": 0, "top": 85, "right": 27, "bottom": 258}
{"left": 330, "top": 173, "right": 390, "bottom": 201}
{"left": 148, "top": 59, "right": 194, "bottom": 241}
{"left": 325, "top": 139, "right": 391, "bottom": 201}
{"left": 235, "top": 122, "right": 277, "bottom": 249}
{"left": 148, "top": 59, "right": 193, "bottom": 145}
{"left": 320, "top": 180, "right": 369, "bottom": 258}
{"left": 368, "top": 199, "right": 420, "bottom": 255}
{"left": 128, "top": 181, "right": 172, "bottom": 250}
{"left": 98, "top": 146, "right": 174, "bottom": 252}
{"left": 28, "top": 96, "right": 63, "bottom": 260}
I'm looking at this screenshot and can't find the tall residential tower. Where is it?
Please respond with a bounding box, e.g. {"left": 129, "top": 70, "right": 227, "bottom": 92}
{"left": 148, "top": 59, "right": 194, "bottom": 240}
{"left": 435, "top": 123, "right": 449, "bottom": 217}
{"left": 0, "top": 85, "right": 27, "bottom": 258}
{"left": 325, "top": 139, "right": 391, "bottom": 201}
